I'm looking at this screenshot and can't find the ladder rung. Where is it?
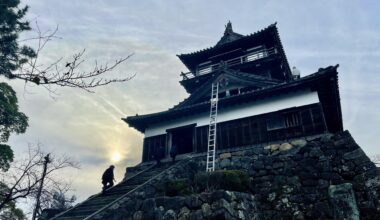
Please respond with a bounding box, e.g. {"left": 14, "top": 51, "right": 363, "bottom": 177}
{"left": 207, "top": 83, "right": 219, "bottom": 172}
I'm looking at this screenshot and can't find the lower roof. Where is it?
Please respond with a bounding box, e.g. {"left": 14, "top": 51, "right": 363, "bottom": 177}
{"left": 124, "top": 65, "right": 342, "bottom": 133}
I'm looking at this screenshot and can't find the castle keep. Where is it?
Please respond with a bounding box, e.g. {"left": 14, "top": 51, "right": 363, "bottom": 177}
{"left": 50, "top": 23, "right": 380, "bottom": 220}
{"left": 125, "top": 22, "right": 343, "bottom": 163}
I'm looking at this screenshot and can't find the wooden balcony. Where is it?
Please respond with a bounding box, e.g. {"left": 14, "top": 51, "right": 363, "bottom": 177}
{"left": 180, "top": 47, "right": 277, "bottom": 80}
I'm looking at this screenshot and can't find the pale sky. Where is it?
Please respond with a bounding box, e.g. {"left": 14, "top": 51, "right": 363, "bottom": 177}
{"left": 4, "top": 0, "right": 380, "bottom": 204}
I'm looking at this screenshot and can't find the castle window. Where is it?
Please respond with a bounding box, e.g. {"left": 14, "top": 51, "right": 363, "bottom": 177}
{"left": 266, "top": 114, "right": 286, "bottom": 131}
{"left": 198, "top": 66, "right": 212, "bottom": 75}
{"left": 197, "top": 61, "right": 213, "bottom": 75}
{"left": 219, "top": 91, "right": 226, "bottom": 98}
{"left": 246, "top": 51, "right": 266, "bottom": 62}
{"left": 245, "top": 45, "right": 267, "bottom": 62}
{"left": 230, "top": 89, "right": 240, "bottom": 96}
{"left": 266, "top": 112, "right": 300, "bottom": 131}
{"left": 284, "top": 112, "right": 300, "bottom": 127}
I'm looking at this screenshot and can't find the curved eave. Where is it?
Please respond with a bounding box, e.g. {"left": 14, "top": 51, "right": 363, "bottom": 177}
{"left": 124, "top": 65, "right": 341, "bottom": 133}
{"left": 177, "top": 23, "right": 278, "bottom": 71}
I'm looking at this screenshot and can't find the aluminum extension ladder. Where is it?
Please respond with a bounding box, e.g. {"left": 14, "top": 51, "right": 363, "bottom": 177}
{"left": 206, "top": 82, "right": 219, "bottom": 172}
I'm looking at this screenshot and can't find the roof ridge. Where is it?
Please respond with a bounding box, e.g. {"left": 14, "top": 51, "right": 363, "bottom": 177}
{"left": 177, "top": 23, "right": 278, "bottom": 57}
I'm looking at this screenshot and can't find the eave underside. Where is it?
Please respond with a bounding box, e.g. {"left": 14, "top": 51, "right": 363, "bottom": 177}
{"left": 124, "top": 65, "right": 342, "bottom": 134}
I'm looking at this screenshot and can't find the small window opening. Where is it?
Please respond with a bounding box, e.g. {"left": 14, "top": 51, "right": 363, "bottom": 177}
{"left": 230, "top": 89, "right": 240, "bottom": 96}
{"left": 266, "top": 112, "right": 300, "bottom": 131}
{"left": 198, "top": 66, "right": 212, "bottom": 75}
{"left": 284, "top": 112, "right": 300, "bottom": 128}
{"left": 266, "top": 114, "right": 286, "bottom": 131}
{"left": 219, "top": 91, "right": 226, "bottom": 98}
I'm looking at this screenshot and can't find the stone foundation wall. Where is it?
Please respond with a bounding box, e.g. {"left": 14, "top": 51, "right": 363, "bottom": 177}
{"left": 92, "top": 131, "right": 380, "bottom": 220}
{"left": 207, "top": 131, "right": 380, "bottom": 219}
{"left": 130, "top": 190, "right": 258, "bottom": 220}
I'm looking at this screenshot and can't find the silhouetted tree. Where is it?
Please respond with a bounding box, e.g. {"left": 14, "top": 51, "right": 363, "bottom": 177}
{"left": 0, "top": 0, "right": 133, "bottom": 93}
{"left": 0, "top": 81, "right": 28, "bottom": 218}
{"left": 0, "top": 145, "right": 79, "bottom": 213}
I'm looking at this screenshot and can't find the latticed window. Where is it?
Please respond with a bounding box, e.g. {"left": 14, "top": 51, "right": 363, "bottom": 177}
{"left": 284, "top": 112, "right": 300, "bottom": 128}
{"left": 266, "top": 111, "right": 300, "bottom": 131}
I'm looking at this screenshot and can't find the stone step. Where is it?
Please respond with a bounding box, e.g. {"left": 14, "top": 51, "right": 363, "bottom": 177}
{"left": 54, "top": 163, "right": 176, "bottom": 219}
{"left": 83, "top": 195, "right": 120, "bottom": 204}
{"left": 54, "top": 216, "right": 88, "bottom": 220}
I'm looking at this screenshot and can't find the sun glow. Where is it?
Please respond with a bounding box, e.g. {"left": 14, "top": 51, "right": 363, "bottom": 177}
{"left": 111, "top": 152, "right": 122, "bottom": 163}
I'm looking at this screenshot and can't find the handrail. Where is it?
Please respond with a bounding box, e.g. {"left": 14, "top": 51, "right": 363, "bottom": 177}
{"left": 181, "top": 47, "right": 276, "bottom": 80}
{"left": 50, "top": 164, "right": 155, "bottom": 220}
{"left": 84, "top": 157, "right": 192, "bottom": 220}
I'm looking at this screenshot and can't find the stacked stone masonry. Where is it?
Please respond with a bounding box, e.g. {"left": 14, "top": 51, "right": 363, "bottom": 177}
{"left": 90, "top": 131, "right": 380, "bottom": 220}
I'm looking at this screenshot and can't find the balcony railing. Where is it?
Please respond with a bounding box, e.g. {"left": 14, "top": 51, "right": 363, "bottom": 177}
{"left": 180, "top": 47, "right": 276, "bottom": 80}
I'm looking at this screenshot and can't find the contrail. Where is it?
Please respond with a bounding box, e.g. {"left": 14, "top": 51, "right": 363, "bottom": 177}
{"left": 97, "top": 94, "right": 126, "bottom": 116}
{"left": 77, "top": 94, "right": 121, "bottom": 123}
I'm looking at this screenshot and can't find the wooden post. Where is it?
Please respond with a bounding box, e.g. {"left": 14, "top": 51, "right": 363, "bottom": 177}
{"left": 32, "top": 154, "right": 51, "bottom": 220}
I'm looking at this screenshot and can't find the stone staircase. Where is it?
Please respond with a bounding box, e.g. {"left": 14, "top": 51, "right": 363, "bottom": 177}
{"left": 51, "top": 163, "right": 171, "bottom": 220}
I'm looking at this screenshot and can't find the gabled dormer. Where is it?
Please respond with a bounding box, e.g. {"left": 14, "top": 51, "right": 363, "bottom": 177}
{"left": 177, "top": 22, "right": 292, "bottom": 94}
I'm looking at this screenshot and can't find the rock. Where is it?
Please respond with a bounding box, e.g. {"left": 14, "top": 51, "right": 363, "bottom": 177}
{"left": 290, "top": 139, "right": 307, "bottom": 148}
{"left": 154, "top": 206, "right": 164, "bottom": 220}
{"left": 328, "top": 183, "right": 360, "bottom": 220}
{"left": 165, "top": 197, "right": 186, "bottom": 211}
{"left": 252, "top": 161, "right": 264, "bottom": 170}
{"left": 273, "top": 162, "right": 284, "bottom": 169}
{"left": 269, "top": 144, "right": 280, "bottom": 152}
{"left": 236, "top": 201, "right": 247, "bottom": 210}
{"left": 133, "top": 211, "right": 143, "bottom": 220}
{"left": 142, "top": 198, "right": 156, "bottom": 211}
{"left": 201, "top": 203, "right": 212, "bottom": 217}
{"left": 264, "top": 145, "right": 271, "bottom": 150}
{"left": 178, "top": 207, "right": 190, "bottom": 219}
{"left": 365, "top": 176, "right": 380, "bottom": 188}
{"left": 219, "top": 159, "right": 231, "bottom": 169}
{"left": 333, "top": 139, "right": 346, "bottom": 147}
{"left": 188, "top": 210, "right": 203, "bottom": 220}
{"left": 162, "top": 209, "right": 177, "bottom": 220}
{"left": 185, "top": 195, "right": 202, "bottom": 209}
{"left": 309, "top": 147, "right": 323, "bottom": 157}
{"left": 237, "top": 210, "right": 245, "bottom": 219}
{"left": 219, "top": 153, "right": 232, "bottom": 159}
{"left": 293, "top": 211, "right": 305, "bottom": 220}
{"left": 268, "top": 192, "right": 276, "bottom": 202}
{"left": 251, "top": 147, "right": 264, "bottom": 155}
{"left": 320, "top": 133, "right": 333, "bottom": 143}
{"left": 279, "top": 143, "right": 293, "bottom": 151}
{"left": 225, "top": 191, "right": 236, "bottom": 201}
{"left": 211, "top": 199, "right": 234, "bottom": 216}
{"left": 232, "top": 151, "right": 245, "bottom": 156}
{"left": 343, "top": 149, "right": 366, "bottom": 160}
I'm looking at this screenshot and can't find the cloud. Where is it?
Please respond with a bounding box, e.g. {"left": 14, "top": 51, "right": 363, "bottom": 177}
{"left": 5, "top": 0, "right": 380, "bottom": 203}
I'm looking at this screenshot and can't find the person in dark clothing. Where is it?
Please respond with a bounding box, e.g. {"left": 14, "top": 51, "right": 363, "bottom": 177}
{"left": 102, "top": 165, "right": 115, "bottom": 193}
{"left": 154, "top": 145, "right": 164, "bottom": 166}
{"left": 170, "top": 145, "right": 178, "bottom": 164}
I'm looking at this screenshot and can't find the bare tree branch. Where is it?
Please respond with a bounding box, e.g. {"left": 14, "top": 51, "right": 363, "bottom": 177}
{"left": 9, "top": 21, "right": 135, "bottom": 93}
{"left": 0, "top": 143, "right": 79, "bottom": 212}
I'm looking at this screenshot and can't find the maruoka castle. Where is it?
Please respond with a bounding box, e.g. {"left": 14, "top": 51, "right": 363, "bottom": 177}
{"left": 125, "top": 22, "right": 342, "bottom": 165}
{"left": 49, "top": 23, "right": 380, "bottom": 220}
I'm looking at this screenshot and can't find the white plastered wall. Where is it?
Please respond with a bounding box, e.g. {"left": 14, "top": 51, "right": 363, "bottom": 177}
{"left": 144, "top": 89, "right": 319, "bottom": 137}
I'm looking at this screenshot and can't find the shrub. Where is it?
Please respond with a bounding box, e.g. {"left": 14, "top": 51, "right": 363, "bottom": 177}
{"left": 158, "top": 178, "right": 193, "bottom": 196}
{"left": 194, "top": 170, "right": 250, "bottom": 193}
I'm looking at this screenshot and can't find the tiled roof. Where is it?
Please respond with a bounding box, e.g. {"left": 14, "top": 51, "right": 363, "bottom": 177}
{"left": 124, "top": 65, "right": 340, "bottom": 132}
{"left": 177, "top": 23, "right": 277, "bottom": 57}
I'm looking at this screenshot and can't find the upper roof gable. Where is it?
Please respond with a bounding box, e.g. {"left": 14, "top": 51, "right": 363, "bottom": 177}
{"left": 172, "top": 68, "right": 281, "bottom": 109}
{"left": 177, "top": 23, "right": 280, "bottom": 71}
{"left": 215, "top": 21, "right": 244, "bottom": 46}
